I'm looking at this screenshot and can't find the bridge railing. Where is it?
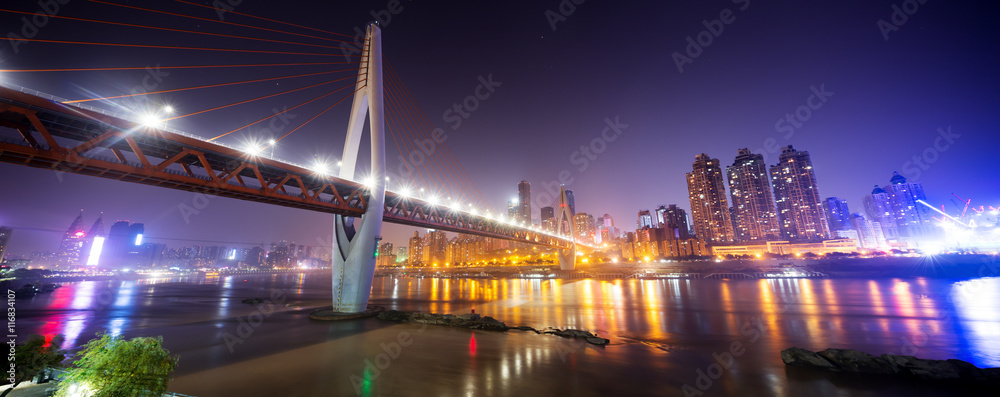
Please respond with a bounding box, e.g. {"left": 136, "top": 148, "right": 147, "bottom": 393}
{"left": 0, "top": 80, "right": 325, "bottom": 176}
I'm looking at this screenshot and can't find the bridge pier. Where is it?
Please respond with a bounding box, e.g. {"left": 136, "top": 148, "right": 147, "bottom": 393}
{"left": 557, "top": 246, "right": 576, "bottom": 271}
{"left": 554, "top": 185, "right": 576, "bottom": 270}
{"left": 330, "top": 22, "right": 385, "bottom": 313}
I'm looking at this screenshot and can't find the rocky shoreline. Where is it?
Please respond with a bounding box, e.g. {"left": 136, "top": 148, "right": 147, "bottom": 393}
{"left": 782, "top": 347, "right": 1000, "bottom": 385}
{"left": 375, "top": 310, "right": 610, "bottom": 345}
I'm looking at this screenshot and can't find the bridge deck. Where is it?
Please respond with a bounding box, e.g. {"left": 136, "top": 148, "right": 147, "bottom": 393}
{"left": 0, "top": 85, "right": 573, "bottom": 248}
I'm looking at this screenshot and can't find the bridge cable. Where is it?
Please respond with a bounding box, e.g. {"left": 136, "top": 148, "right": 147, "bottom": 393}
{"left": 0, "top": 8, "right": 348, "bottom": 51}
{"left": 63, "top": 68, "right": 360, "bottom": 104}
{"left": 208, "top": 82, "right": 364, "bottom": 142}
{"left": 88, "top": 0, "right": 354, "bottom": 45}
{"left": 384, "top": 81, "right": 452, "bottom": 201}
{"left": 383, "top": 99, "right": 423, "bottom": 189}
{"left": 385, "top": 79, "right": 473, "bottom": 209}
{"left": 0, "top": 61, "right": 360, "bottom": 74}
{"left": 171, "top": 0, "right": 355, "bottom": 39}
{"left": 270, "top": 84, "right": 368, "bottom": 145}
{"left": 0, "top": 37, "right": 336, "bottom": 57}
{"left": 384, "top": 88, "right": 434, "bottom": 193}
{"left": 165, "top": 76, "right": 357, "bottom": 121}
{"left": 385, "top": 63, "right": 490, "bottom": 209}
{"left": 384, "top": 73, "right": 485, "bottom": 210}
{"left": 386, "top": 63, "right": 493, "bottom": 213}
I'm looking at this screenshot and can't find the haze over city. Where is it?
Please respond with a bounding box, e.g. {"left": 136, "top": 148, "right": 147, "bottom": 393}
{"left": 2, "top": 0, "right": 997, "bottom": 255}
{"left": 1, "top": 1, "right": 1000, "bottom": 396}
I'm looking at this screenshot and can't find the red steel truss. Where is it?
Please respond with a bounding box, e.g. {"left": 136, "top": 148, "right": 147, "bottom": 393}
{"left": 0, "top": 86, "right": 573, "bottom": 249}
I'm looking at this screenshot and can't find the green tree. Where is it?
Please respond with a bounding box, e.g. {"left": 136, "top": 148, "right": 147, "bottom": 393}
{"left": 55, "top": 334, "right": 178, "bottom": 397}
{"left": 1, "top": 335, "right": 65, "bottom": 397}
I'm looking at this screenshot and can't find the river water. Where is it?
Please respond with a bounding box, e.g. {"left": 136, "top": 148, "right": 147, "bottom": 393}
{"left": 13, "top": 273, "right": 1000, "bottom": 396}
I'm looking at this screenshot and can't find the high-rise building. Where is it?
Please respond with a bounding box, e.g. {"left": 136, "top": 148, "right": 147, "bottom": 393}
{"left": 637, "top": 210, "right": 655, "bottom": 229}
{"left": 769, "top": 146, "right": 830, "bottom": 240}
{"left": 687, "top": 154, "right": 734, "bottom": 243}
{"left": 408, "top": 231, "right": 424, "bottom": 266}
{"left": 101, "top": 220, "right": 145, "bottom": 268}
{"left": 727, "top": 149, "right": 780, "bottom": 242}
{"left": 517, "top": 180, "right": 532, "bottom": 224}
{"left": 395, "top": 246, "right": 408, "bottom": 264}
{"left": 883, "top": 172, "right": 935, "bottom": 238}
{"left": 850, "top": 213, "right": 888, "bottom": 250}
{"left": 540, "top": 206, "right": 555, "bottom": 232}
{"left": 862, "top": 185, "right": 900, "bottom": 240}
{"left": 376, "top": 242, "right": 396, "bottom": 267}
{"left": 0, "top": 226, "right": 12, "bottom": 262}
{"left": 82, "top": 214, "right": 106, "bottom": 267}
{"left": 597, "top": 214, "right": 618, "bottom": 243}
{"left": 822, "top": 197, "right": 852, "bottom": 232}
{"left": 574, "top": 212, "right": 595, "bottom": 243}
{"left": 246, "top": 246, "right": 266, "bottom": 267}
{"left": 422, "top": 229, "right": 447, "bottom": 265}
{"left": 661, "top": 205, "right": 691, "bottom": 239}
{"left": 57, "top": 211, "right": 88, "bottom": 266}
{"left": 565, "top": 190, "right": 576, "bottom": 215}
{"left": 507, "top": 199, "right": 519, "bottom": 221}
{"left": 654, "top": 206, "right": 666, "bottom": 227}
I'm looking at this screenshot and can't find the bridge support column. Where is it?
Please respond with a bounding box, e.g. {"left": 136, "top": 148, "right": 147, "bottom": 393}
{"left": 331, "top": 22, "right": 385, "bottom": 313}
{"left": 555, "top": 185, "right": 576, "bottom": 270}
{"left": 557, "top": 246, "right": 576, "bottom": 271}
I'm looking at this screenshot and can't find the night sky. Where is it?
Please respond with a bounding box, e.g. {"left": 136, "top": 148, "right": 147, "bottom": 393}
{"left": 1, "top": 0, "right": 998, "bottom": 255}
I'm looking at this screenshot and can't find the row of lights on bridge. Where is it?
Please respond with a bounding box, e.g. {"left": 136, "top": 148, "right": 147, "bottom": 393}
{"left": 133, "top": 105, "right": 588, "bottom": 247}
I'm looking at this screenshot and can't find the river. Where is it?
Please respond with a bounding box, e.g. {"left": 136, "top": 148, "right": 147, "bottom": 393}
{"left": 13, "top": 272, "right": 1000, "bottom": 396}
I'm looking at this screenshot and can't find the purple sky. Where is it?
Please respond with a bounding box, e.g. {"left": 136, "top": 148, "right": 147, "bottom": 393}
{"left": 1, "top": 1, "right": 999, "bottom": 255}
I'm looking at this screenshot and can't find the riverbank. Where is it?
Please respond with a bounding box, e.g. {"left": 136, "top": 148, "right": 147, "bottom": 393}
{"left": 12, "top": 271, "right": 1000, "bottom": 396}
{"left": 377, "top": 254, "right": 999, "bottom": 280}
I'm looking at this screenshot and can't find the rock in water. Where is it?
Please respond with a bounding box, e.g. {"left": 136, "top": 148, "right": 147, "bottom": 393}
{"left": 781, "top": 347, "right": 1000, "bottom": 384}
{"left": 781, "top": 347, "right": 837, "bottom": 371}
{"left": 817, "top": 349, "right": 896, "bottom": 375}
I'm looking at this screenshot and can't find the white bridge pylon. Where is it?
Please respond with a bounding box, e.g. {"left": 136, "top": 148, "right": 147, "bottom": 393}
{"left": 331, "top": 22, "right": 386, "bottom": 313}
{"left": 555, "top": 185, "right": 576, "bottom": 270}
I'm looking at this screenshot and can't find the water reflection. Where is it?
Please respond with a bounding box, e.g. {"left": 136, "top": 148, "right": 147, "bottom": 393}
{"left": 15, "top": 273, "right": 1000, "bottom": 396}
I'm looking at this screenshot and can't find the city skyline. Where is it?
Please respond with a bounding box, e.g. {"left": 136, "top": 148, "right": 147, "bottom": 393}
{"left": 1, "top": 1, "right": 998, "bottom": 256}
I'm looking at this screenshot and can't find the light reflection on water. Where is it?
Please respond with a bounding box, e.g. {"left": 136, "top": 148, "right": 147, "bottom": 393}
{"left": 12, "top": 273, "right": 1000, "bottom": 395}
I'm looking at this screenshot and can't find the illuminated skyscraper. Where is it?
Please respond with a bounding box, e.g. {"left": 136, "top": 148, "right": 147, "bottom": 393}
{"left": 565, "top": 190, "right": 576, "bottom": 215}
{"left": 769, "top": 146, "right": 830, "bottom": 240}
{"left": 662, "top": 205, "right": 691, "bottom": 239}
{"left": 57, "top": 211, "right": 88, "bottom": 266}
{"left": 422, "top": 229, "right": 447, "bottom": 265}
{"left": 507, "top": 199, "right": 519, "bottom": 221}
{"left": 727, "top": 149, "right": 780, "bottom": 242}
{"left": 0, "top": 226, "right": 12, "bottom": 262}
{"left": 408, "top": 231, "right": 424, "bottom": 266}
{"left": 687, "top": 154, "right": 734, "bottom": 243}
{"left": 883, "top": 172, "right": 935, "bottom": 238}
{"left": 517, "top": 180, "right": 532, "bottom": 224}
{"left": 540, "top": 206, "right": 555, "bottom": 232}
{"left": 637, "top": 210, "right": 654, "bottom": 229}
{"left": 82, "top": 214, "right": 106, "bottom": 266}
{"left": 574, "top": 212, "right": 595, "bottom": 243}
{"left": 822, "top": 197, "right": 852, "bottom": 232}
